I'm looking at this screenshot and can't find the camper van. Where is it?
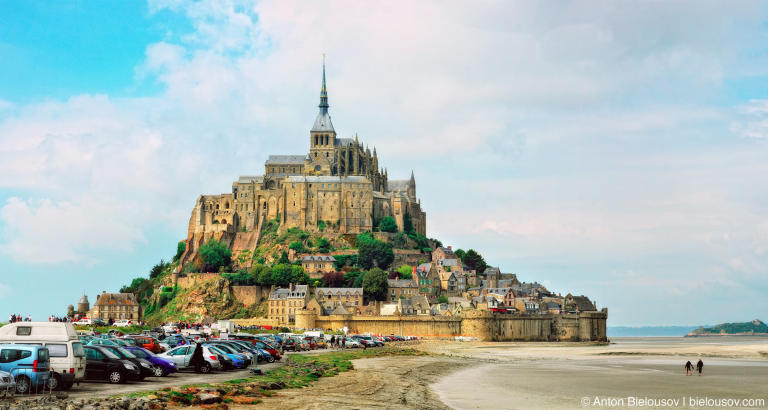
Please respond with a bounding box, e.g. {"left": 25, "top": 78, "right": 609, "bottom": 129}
{"left": 0, "top": 322, "right": 86, "bottom": 390}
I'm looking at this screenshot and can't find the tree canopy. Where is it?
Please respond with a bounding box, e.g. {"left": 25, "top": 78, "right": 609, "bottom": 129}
{"left": 463, "top": 249, "right": 487, "bottom": 273}
{"left": 173, "top": 241, "right": 186, "bottom": 262}
{"left": 357, "top": 233, "right": 394, "bottom": 270}
{"left": 397, "top": 265, "right": 413, "bottom": 279}
{"left": 198, "top": 239, "right": 232, "bottom": 272}
{"left": 379, "top": 216, "right": 398, "bottom": 233}
{"left": 362, "top": 268, "right": 389, "bottom": 301}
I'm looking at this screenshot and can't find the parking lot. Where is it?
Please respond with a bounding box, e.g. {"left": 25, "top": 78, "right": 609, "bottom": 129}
{"left": 17, "top": 349, "right": 337, "bottom": 401}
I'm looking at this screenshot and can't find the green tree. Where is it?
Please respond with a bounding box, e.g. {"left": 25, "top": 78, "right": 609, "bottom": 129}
{"left": 199, "top": 239, "right": 232, "bottom": 272}
{"left": 271, "top": 264, "right": 293, "bottom": 286}
{"left": 316, "top": 237, "right": 331, "bottom": 253}
{"left": 362, "top": 268, "right": 389, "bottom": 301}
{"left": 358, "top": 236, "right": 394, "bottom": 270}
{"left": 318, "top": 220, "right": 326, "bottom": 232}
{"left": 379, "top": 216, "right": 398, "bottom": 233}
{"left": 437, "top": 295, "right": 449, "bottom": 304}
{"left": 257, "top": 266, "right": 273, "bottom": 286}
{"left": 393, "top": 232, "right": 408, "bottom": 249}
{"left": 403, "top": 212, "right": 414, "bottom": 234}
{"left": 290, "top": 265, "right": 309, "bottom": 284}
{"left": 344, "top": 270, "right": 363, "bottom": 287}
{"left": 278, "top": 251, "right": 290, "bottom": 264}
{"left": 397, "top": 265, "right": 413, "bottom": 279}
{"left": 288, "top": 241, "right": 306, "bottom": 254}
{"left": 149, "top": 260, "right": 168, "bottom": 279}
{"left": 463, "top": 249, "right": 487, "bottom": 273}
{"left": 454, "top": 249, "right": 466, "bottom": 261}
{"left": 173, "top": 241, "right": 186, "bottom": 262}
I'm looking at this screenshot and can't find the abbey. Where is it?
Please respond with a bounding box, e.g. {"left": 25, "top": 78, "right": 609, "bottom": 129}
{"left": 180, "top": 61, "right": 426, "bottom": 264}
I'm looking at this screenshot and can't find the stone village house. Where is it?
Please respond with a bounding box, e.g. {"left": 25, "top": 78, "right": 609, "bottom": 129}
{"left": 301, "top": 255, "right": 337, "bottom": 279}
{"left": 268, "top": 284, "right": 309, "bottom": 324}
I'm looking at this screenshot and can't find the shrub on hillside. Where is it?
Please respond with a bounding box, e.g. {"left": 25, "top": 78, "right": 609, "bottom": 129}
{"left": 199, "top": 239, "right": 232, "bottom": 272}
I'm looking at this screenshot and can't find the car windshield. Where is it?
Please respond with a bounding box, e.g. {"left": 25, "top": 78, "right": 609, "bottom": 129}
{"left": 101, "top": 349, "right": 120, "bottom": 359}
{"left": 208, "top": 346, "right": 226, "bottom": 355}
{"left": 128, "top": 349, "right": 148, "bottom": 358}
{"left": 109, "top": 347, "right": 136, "bottom": 359}
{"left": 215, "top": 344, "right": 237, "bottom": 353}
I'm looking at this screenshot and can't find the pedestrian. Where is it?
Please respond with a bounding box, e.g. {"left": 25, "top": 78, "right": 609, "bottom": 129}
{"left": 331, "top": 335, "right": 336, "bottom": 349}
{"left": 696, "top": 359, "right": 703, "bottom": 376}
{"left": 685, "top": 360, "right": 693, "bottom": 376}
{"left": 189, "top": 343, "right": 205, "bottom": 373}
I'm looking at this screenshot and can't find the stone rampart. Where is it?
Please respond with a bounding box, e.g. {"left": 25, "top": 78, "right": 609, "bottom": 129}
{"left": 298, "top": 309, "right": 608, "bottom": 341}
{"left": 176, "top": 273, "right": 221, "bottom": 289}
{"left": 232, "top": 286, "right": 271, "bottom": 305}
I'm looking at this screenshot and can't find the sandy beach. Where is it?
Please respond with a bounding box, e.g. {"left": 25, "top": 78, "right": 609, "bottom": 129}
{"left": 252, "top": 337, "right": 768, "bottom": 410}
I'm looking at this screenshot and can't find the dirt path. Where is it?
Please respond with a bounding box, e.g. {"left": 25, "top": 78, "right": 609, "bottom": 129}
{"left": 253, "top": 355, "right": 469, "bottom": 409}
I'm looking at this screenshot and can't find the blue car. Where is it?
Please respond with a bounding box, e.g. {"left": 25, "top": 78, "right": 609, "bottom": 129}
{"left": 0, "top": 344, "right": 51, "bottom": 394}
{"left": 204, "top": 345, "right": 247, "bottom": 369}
{"left": 123, "top": 346, "right": 178, "bottom": 377}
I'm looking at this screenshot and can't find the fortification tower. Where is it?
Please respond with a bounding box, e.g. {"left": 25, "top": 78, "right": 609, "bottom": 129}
{"left": 77, "top": 294, "right": 90, "bottom": 313}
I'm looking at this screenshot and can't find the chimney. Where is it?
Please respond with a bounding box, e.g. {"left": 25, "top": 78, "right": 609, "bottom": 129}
{"left": 412, "top": 266, "right": 417, "bottom": 275}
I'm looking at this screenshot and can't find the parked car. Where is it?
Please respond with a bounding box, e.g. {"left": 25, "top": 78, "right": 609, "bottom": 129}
{"left": 0, "top": 370, "right": 15, "bottom": 392}
{"left": 158, "top": 344, "right": 221, "bottom": 373}
{"left": 0, "top": 345, "right": 51, "bottom": 394}
{"left": 101, "top": 346, "right": 155, "bottom": 379}
{"left": 122, "top": 336, "right": 163, "bottom": 354}
{"left": 83, "top": 346, "right": 139, "bottom": 384}
{"left": 207, "top": 341, "right": 255, "bottom": 362}
{"left": 162, "top": 324, "right": 179, "bottom": 334}
{"left": 123, "top": 346, "right": 177, "bottom": 377}
{"left": 0, "top": 322, "right": 86, "bottom": 391}
{"left": 251, "top": 341, "right": 280, "bottom": 361}
{"left": 74, "top": 318, "right": 92, "bottom": 326}
{"left": 345, "top": 338, "right": 361, "bottom": 348}
{"left": 205, "top": 345, "right": 246, "bottom": 369}
{"left": 303, "top": 337, "right": 318, "bottom": 350}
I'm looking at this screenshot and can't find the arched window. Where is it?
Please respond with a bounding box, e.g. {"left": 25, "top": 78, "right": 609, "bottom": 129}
{"left": 225, "top": 202, "right": 230, "bottom": 209}
{"left": 216, "top": 204, "right": 219, "bottom": 210}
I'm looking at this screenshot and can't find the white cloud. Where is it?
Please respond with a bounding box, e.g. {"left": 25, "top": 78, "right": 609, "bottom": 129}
{"left": 1, "top": 0, "right": 768, "bottom": 323}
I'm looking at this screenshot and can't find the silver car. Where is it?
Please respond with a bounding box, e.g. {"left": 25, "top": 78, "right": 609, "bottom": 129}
{"left": 158, "top": 344, "right": 222, "bottom": 373}
{"left": 0, "top": 370, "right": 15, "bottom": 393}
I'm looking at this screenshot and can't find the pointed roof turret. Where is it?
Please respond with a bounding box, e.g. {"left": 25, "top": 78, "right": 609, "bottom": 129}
{"left": 409, "top": 170, "right": 415, "bottom": 184}
{"left": 373, "top": 146, "right": 377, "bottom": 157}
{"left": 312, "top": 54, "right": 334, "bottom": 132}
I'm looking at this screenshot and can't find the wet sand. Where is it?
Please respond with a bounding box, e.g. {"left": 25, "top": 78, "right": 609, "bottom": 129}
{"left": 244, "top": 338, "right": 768, "bottom": 409}
{"left": 431, "top": 337, "right": 768, "bottom": 410}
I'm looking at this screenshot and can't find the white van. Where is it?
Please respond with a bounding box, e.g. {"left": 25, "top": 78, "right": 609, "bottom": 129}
{"left": 0, "top": 322, "right": 86, "bottom": 390}
{"left": 304, "top": 331, "right": 325, "bottom": 340}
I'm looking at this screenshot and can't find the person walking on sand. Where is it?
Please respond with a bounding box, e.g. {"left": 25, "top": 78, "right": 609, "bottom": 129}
{"left": 696, "top": 359, "right": 703, "bottom": 376}
{"left": 685, "top": 360, "right": 693, "bottom": 376}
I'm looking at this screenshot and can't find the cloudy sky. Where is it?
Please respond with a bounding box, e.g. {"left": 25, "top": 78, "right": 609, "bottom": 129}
{"left": 1, "top": 1, "right": 767, "bottom": 326}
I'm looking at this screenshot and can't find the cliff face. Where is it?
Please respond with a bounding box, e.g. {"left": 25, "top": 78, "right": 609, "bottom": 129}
{"left": 144, "top": 277, "right": 265, "bottom": 324}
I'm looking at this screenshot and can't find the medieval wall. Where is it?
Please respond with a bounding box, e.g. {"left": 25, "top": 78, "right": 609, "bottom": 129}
{"left": 232, "top": 286, "right": 271, "bottom": 306}
{"left": 295, "top": 309, "right": 608, "bottom": 342}
{"left": 177, "top": 273, "right": 222, "bottom": 289}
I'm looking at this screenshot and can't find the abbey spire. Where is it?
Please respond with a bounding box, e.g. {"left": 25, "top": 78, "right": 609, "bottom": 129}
{"left": 311, "top": 55, "right": 334, "bottom": 133}
{"left": 319, "top": 54, "right": 329, "bottom": 114}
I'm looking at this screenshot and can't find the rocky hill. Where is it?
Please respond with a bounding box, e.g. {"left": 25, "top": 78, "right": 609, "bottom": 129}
{"left": 688, "top": 319, "right": 767, "bottom": 336}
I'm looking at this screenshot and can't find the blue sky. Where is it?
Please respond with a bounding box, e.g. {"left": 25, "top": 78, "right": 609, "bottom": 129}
{"left": 1, "top": 1, "right": 767, "bottom": 326}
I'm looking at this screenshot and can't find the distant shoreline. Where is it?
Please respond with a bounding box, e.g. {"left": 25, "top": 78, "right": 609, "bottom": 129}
{"left": 685, "top": 333, "right": 768, "bottom": 337}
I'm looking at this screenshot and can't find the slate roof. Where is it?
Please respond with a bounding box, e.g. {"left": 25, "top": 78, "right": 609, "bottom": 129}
{"left": 95, "top": 293, "right": 137, "bottom": 306}
{"left": 416, "top": 263, "right": 433, "bottom": 277}
{"left": 266, "top": 155, "right": 307, "bottom": 165}
{"left": 388, "top": 279, "right": 417, "bottom": 288}
{"left": 269, "top": 285, "right": 308, "bottom": 300}
{"left": 334, "top": 138, "right": 354, "bottom": 147}
{"left": 312, "top": 112, "right": 335, "bottom": 132}
{"left": 439, "top": 258, "right": 458, "bottom": 267}
{"left": 387, "top": 180, "right": 410, "bottom": 191}
{"left": 286, "top": 175, "right": 369, "bottom": 183}
{"left": 315, "top": 288, "right": 363, "bottom": 297}
{"left": 236, "top": 175, "right": 263, "bottom": 184}
{"left": 486, "top": 287, "right": 513, "bottom": 296}
{"left": 301, "top": 255, "right": 336, "bottom": 262}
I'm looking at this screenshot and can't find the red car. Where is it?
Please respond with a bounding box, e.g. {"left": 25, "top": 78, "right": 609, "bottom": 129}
{"left": 303, "top": 337, "right": 317, "bottom": 350}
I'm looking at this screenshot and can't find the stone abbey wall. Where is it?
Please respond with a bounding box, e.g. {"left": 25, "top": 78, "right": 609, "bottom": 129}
{"left": 295, "top": 309, "right": 608, "bottom": 342}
